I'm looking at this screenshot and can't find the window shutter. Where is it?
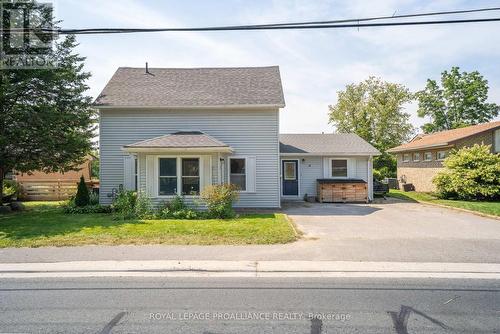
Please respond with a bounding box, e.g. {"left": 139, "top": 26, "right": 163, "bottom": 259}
{"left": 246, "top": 156, "right": 257, "bottom": 193}
{"left": 123, "top": 155, "right": 135, "bottom": 190}
{"left": 323, "top": 158, "right": 329, "bottom": 178}
{"left": 145, "top": 155, "right": 156, "bottom": 196}
{"left": 347, "top": 158, "right": 356, "bottom": 178}
{"left": 201, "top": 155, "right": 212, "bottom": 191}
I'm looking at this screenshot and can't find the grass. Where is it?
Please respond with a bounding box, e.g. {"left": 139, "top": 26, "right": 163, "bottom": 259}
{"left": 0, "top": 202, "right": 298, "bottom": 248}
{"left": 388, "top": 190, "right": 500, "bottom": 217}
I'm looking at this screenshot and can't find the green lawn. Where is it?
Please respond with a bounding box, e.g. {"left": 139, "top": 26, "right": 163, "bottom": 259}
{"left": 388, "top": 190, "right": 500, "bottom": 217}
{"left": 0, "top": 202, "right": 298, "bottom": 248}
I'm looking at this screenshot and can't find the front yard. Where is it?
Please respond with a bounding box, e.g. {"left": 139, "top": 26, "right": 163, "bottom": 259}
{"left": 0, "top": 202, "right": 298, "bottom": 248}
{"left": 388, "top": 190, "right": 500, "bottom": 217}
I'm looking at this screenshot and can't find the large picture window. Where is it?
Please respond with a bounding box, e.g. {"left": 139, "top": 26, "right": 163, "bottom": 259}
{"left": 230, "top": 158, "right": 246, "bottom": 191}
{"left": 159, "top": 158, "right": 177, "bottom": 195}
{"left": 331, "top": 159, "right": 348, "bottom": 178}
{"left": 181, "top": 158, "right": 200, "bottom": 195}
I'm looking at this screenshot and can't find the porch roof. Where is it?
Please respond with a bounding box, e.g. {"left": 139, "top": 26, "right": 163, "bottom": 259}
{"left": 122, "top": 131, "right": 233, "bottom": 153}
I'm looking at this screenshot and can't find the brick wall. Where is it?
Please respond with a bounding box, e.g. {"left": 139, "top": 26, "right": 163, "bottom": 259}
{"left": 395, "top": 129, "right": 497, "bottom": 193}
{"left": 397, "top": 167, "right": 443, "bottom": 192}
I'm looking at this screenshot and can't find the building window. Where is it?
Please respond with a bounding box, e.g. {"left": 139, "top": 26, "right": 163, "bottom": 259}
{"left": 402, "top": 154, "right": 410, "bottom": 162}
{"left": 413, "top": 153, "right": 420, "bottom": 162}
{"left": 437, "top": 151, "right": 447, "bottom": 160}
{"left": 181, "top": 158, "right": 200, "bottom": 195}
{"left": 230, "top": 158, "right": 246, "bottom": 191}
{"left": 284, "top": 161, "right": 296, "bottom": 180}
{"left": 424, "top": 152, "right": 432, "bottom": 161}
{"left": 159, "top": 158, "right": 177, "bottom": 195}
{"left": 331, "top": 159, "right": 348, "bottom": 178}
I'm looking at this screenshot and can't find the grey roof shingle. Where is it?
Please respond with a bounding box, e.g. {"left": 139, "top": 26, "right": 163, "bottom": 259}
{"left": 124, "top": 131, "right": 230, "bottom": 149}
{"left": 279, "top": 134, "right": 380, "bottom": 155}
{"left": 95, "top": 66, "right": 285, "bottom": 108}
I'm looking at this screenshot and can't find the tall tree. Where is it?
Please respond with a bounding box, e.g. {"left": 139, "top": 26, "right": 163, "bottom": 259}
{"left": 416, "top": 67, "right": 499, "bottom": 133}
{"left": 0, "top": 35, "right": 96, "bottom": 203}
{"left": 328, "top": 77, "right": 414, "bottom": 178}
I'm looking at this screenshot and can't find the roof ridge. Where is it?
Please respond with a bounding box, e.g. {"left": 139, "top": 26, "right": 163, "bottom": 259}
{"left": 117, "top": 66, "right": 280, "bottom": 70}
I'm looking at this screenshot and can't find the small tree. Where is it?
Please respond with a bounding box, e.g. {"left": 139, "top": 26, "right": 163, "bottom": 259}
{"left": 74, "top": 176, "right": 90, "bottom": 207}
{"left": 433, "top": 144, "right": 500, "bottom": 200}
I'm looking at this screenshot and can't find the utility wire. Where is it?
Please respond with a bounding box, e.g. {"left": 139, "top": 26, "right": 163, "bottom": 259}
{"left": 52, "top": 17, "right": 500, "bottom": 35}
{"left": 2, "top": 7, "right": 500, "bottom": 34}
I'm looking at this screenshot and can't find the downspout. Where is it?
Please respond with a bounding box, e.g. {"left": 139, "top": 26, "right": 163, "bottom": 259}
{"left": 367, "top": 155, "right": 373, "bottom": 202}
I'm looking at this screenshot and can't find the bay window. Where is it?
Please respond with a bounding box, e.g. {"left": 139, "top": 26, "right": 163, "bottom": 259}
{"left": 158, "top": 157, "right": 200, "bottom": 196}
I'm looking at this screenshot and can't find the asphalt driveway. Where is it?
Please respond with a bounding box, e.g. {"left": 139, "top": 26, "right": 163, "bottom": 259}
{"left": 283, "top": 198, "right": 500, "bottom": 263}
{"left": 1, "top": 198, "right": 499, "bottom": 263}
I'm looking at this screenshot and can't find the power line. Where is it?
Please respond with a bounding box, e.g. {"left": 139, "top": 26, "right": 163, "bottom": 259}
{"left": 53, "top": 17, "right": 500, "bottom": 35}
{"left": 2, "top": 7, "right": 500, "bottom": 34}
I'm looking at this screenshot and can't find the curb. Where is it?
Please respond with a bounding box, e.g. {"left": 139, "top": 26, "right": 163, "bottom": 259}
{"left": 1, "top": 260, "right": 499, "bottom": 279}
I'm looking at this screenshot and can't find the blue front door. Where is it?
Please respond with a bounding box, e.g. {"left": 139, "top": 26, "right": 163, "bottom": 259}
{"left": 282, "top": 160, "right": 299, "bottom": 196}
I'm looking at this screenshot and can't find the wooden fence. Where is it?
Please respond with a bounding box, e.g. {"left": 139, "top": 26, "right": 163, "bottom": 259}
{"left": 18, "top": 180, "right": 98, "bottom": 201}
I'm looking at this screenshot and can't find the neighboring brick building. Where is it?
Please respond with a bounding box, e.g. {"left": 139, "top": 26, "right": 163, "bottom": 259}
{"left": 387, "top": 121, "right": 500, "bottom": 192}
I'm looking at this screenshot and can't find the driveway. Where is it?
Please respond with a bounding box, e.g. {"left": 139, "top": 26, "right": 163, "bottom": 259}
{"left": 1, "top": 199, "right": 499, "bottom": 263}
{"left": 284, "top": 198, "right": 500, "bottom": 263}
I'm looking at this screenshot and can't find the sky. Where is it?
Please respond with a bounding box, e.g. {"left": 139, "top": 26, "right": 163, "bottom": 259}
{"left": 55, "top": 0, "right": 500, "bottom": 134}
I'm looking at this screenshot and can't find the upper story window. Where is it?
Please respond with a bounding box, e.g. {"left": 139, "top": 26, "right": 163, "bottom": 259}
{"left": 413, "top": 153, "right": 420, "bottom": 162}
{"left": 331, "top": 159, "right": 348, "bottom": 178}
{"left": 230, "top": 158, "right": 246, "bottom": 191}
{"left": 424, "top": 152, "right": 433, "bottom": 161}
{"left": 402, "top": 153, "right": 410, "bottom": 162}
{"left": 437, "top": 151, "right": 447, "bottom": 160}
{"left": 159, "top": 158, "right": 177, "bottom": 195}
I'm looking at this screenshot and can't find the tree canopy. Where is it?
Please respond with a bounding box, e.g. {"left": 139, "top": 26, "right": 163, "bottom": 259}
{"left": 416, "top": 67, "right": 499, "bottom": 134}
{"left": 0, "top": 35, "right": 96, "bottom": 202}
{"left": 328, "top": 77, "right": 414, "bottom": 179}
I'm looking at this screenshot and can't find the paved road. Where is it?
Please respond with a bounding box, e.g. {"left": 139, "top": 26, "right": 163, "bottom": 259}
{"left": 1, "top": 199, "right": 499, "bottom": 264}
{"left": 0, "top": 277, "right": 498, "bottom": 333}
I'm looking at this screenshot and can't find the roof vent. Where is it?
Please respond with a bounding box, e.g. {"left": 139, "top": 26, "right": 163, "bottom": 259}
{"left": 145, "top": 62, "right": 152, "bottom": 75}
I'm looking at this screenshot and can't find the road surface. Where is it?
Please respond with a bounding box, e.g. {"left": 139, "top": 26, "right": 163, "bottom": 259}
{"left": 0, "top": 277, "right": 498, "bottom": 333}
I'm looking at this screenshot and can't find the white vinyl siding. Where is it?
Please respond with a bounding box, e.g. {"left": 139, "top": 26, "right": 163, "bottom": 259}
{"left": 122, "top": 155, "right": 136, "bottom": 191}
{"left": 100, "top": 108, "right": 279, "bottom": 207}
{"left": 283, "top": 156, "right": 372, "bottom": 199}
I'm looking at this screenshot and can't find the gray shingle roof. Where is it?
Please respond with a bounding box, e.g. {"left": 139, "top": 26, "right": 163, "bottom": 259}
{"left": 280, "top": 134, "right": 380, "bottom": 155}
{"left": 124, "top": 131, "right": 231, "bottom": 149}
{"left": 95, "top": 66, "right": 285, "bottom": 108}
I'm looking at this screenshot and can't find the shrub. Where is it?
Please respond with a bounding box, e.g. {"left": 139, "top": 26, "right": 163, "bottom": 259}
{"left": 167, "top": 195, "right": 188, "bottom": 212}
{"left": 433, "top": 144, "right": 500, "bottom": 201}
{"left": 3, "top": 180, "right": 20, "bottom": 197}
{"left": 63, "top": 203, "right": 112, "bottom": 214}
{"left": 74, "top": 176, "right": 90, "bottom": 207}
{"left": 201, "top": 184, "right": 239, "bottom": 218}
{"left": 112, "top": 189, "right": 137, "bottom": 220}
{"left": 134, "top": 192, "right": 154, "bottom": 219}
{"left": 89, "top": 192, "right": 99, "bottom": 205}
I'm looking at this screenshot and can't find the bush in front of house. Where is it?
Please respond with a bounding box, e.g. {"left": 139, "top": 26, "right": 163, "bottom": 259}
{"left": 433, "top": 144, "right": 500, "bottom": 201}
{"left": 74, "top": 176, "right": 90, "bottom": 207}
{"left": 157, "top": 195, "right": 200, "bottom": 220}
{"left": 201, "top": 184, "right": 239, "bottom": 218}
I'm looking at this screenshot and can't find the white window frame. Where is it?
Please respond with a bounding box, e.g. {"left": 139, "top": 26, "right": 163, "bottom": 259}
{"left": 402, "top": 153, "right": 410, "bottom": 163}
{"left": 436, "top": 151, "right": 447, "bottom": 161}
{"left": 424, "top": 152, "right": 433, "bottom": 161}
{"left": 228, "top": 156, "right": 248, "bottom": 192}
{"left": 329, "top": 158, "right": 349, "bottom": 179}
{"left": 156, "top": 155, "right": 202, "bottom": 198}
{"left": 413, "top": 152, "right": 420, "bottom": 162}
